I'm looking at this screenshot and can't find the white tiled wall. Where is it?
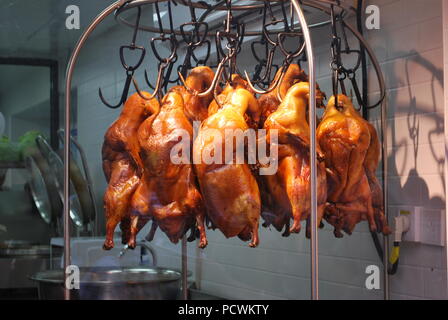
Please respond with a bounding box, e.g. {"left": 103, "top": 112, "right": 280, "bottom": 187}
{"left": 378, "top": 0, "right": 446, "bottom": 300}
{"left": 67, "top": 0, "right": 447, "bottom": 299}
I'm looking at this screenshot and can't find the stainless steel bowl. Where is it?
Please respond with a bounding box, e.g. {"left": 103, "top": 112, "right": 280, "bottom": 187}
{"left": 31, "top": 267, "right": 182, "bottom": 300}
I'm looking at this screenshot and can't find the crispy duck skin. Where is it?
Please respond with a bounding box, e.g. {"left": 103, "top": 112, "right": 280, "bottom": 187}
{"left": 194, "top": 88, "right": 261, "bottom": 247}
{"left": 317, "top": 94, "right": 380, "bottom": 237}
{"left": 257, "top": 65, "right": 325, "bottom": 232}
{"left": 258, "top": 64, "right": 322, "bottom": 127}
{"left": 207, "top": 74, "right": 260, "bottom": 130}
{"left": 102, "top": 92, "right": 159, "bottom": 250}
{"left": 346, "top": 106, "right": 391, "bottom": 235}
{"left": 263, "top": 82, "right": 327, "bottom": 237}
{"left": 208, "top": 74, "right": 253, "bottom": 115}
{"left": 130, "top": 91, "right": 208, "bottom": 248}
{"left": 169, "top": 66, "right": 217, "bottom": 123}
{"left": 127, "top": 66, "right": 216, "bottom": 245}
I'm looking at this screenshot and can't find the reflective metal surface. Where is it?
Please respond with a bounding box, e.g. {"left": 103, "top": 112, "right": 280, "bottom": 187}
{"left": 48, "top": 151, "right": 84, "bottom": 228}
{"left": 58, "top": 130, "right": 98, "bottom": 232}
{"left": 0, "top": 241, "right": 62, "bottom": 258}
{"left": 0, "top": 245, "right": 53, "bottom": 258}
{"left": 25, "top": 156, "right": 53, "bottom": 224}
{"left": 119, "top": 240, "right": 158, "bottom": 267}
{"left": 37, "top": 135, "right": 88, "bottom": 228}
{"left": 31, "top": 267, "right": 182, "bottom": 300}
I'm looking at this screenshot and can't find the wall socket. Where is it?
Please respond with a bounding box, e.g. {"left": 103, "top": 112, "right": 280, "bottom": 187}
{"left": 397, "top": 206, "right": 420, "bottom": 243}
{"left": 395, "top": 206, "right": 446, "bottom": 247}
{"left": 419, "top": 208, "right": 446, "bottom": 247}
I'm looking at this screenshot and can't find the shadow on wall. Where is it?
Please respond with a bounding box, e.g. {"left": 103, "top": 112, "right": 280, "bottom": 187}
{"left": 388, "top": 50, "right": 444, "bottom": 211}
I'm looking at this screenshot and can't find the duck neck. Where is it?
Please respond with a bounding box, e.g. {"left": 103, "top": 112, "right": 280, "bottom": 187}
{"left": 280, "top": 95, "right": 308, "bottom": 121}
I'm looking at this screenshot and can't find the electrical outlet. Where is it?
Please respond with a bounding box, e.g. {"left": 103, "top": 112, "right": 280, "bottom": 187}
{"left": 420, "top": 209, "right": 446, "bottom": 247}
{"left": 396, "top": 206, "right": 420, "bottom": 243}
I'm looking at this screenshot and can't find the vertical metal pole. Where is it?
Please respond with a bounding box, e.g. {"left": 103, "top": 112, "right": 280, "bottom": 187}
{"left": 381, "top": 99, "right": 390, "bottom": 300}
{"left": 443, "top": 0, "right": 448, "bottom": 298}
{"left": 292, "top": 0, "right": 318, "bottom": 300}
{"left": 64, "top": 0, "right": 126, "bottom": 300}
{"left": 355, "top": 0, "right": 389, "bottom": 300}
{"left": 182, "top": 236, "right": 188, "bottom": 300}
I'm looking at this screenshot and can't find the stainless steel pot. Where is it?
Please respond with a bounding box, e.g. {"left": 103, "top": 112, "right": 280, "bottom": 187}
{"left": 31, "top": 267, "right": 182, "bottom": 300}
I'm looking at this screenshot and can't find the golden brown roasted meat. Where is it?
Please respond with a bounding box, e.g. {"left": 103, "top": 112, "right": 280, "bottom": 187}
{"left": 208, "top": 74, "right": 253, "bottom": 115}
{"left": 263, "top": 82, "right": 327, "bottom": 237}
{"left": 127, "top": 66, "right": 216, "bottom": 245}
{"left": 347, "top": 107, "right": 391, "bottom": 235}
{"left": 194, "top": 88, "right": 261, "bottom": 247}
{"left": 317, "top": 94, "right": 383, "bottom": 237}
{"left": 257, "top": 65, "right": 324, "bottom": 231}
{"left": 130, "top": 91, "right": 207, "bottom": 248}
{"left": 258, "top": 64, "right": 315, "bottom": 127}
{"left": 102, "top": 92, "right": 159, "bottom": 250}
{"left": 170, "top": 66, "right": 216, "bottom": 123}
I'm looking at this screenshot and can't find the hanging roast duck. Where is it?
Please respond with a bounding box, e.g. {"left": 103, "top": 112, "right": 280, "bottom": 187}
{"left": 129, "top": 67, "right": 216, "bottom": 248}
{"left": 130, "top": 90, "right": 208, "bottom": 248}
{"left": 194, "top": 88, "right": 262, "bottom": 247}
{"left": 102, "top": 92, "right": 159, "bottom": 250}
{"left": 317, "top": 94, "right": 390, "bottom": 237}
{"left": 347, "top": 101, "right": 391, "bottom": 235}
{"left": 262, "top": 82, "right": 327, "bottom": 237}
{"left": 136, "top": 66, "right": 215, "bottom": 241}
{"left": 258, "top": 64, "right": 311, "bottom": 127}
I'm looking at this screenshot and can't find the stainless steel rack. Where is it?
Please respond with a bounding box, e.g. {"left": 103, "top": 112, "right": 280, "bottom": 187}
{"left": 63, "top": 0, "right": 388, "bottom": 301}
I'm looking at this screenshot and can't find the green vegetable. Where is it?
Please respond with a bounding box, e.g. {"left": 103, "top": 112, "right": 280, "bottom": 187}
{"left": 0, "top": 135, "right": 21, "bottom": 162}
{"left": 19, "top": 131, "right": 44, "bottom": 160}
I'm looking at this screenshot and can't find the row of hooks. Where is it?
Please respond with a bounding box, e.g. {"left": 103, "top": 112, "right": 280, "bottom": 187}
{"left": 99, "top": 0, "right": 382, "bottom": 114}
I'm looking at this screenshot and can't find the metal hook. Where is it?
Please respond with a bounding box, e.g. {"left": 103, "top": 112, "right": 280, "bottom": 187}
{"left": 143, "top": 33, "right": 178, "bottom": 98}
{"left": 99, "top": 71, "right": 133, "bottom": 109}
{"left": 179, "top": 21, "right": 210, "bottom": 77}
{"left": 154, "top": 0, "right": 164, "bottom": 35}
{"left": 253, "top": 48, "right": 277, "bottom": 87}
{"left": 251, "top": 6, "right": 296, "bottom": 89}
{"left": 250, "top": 14, "right": 280, "bottom": 86}
{"left": 144, "top": 70, "right": 156, "bottom": 91}
{"left": 151, "top": 61, "right": 170, "bottom": 100}
{"left": 191, "top": 39, "right": 211, "bottom": 66}
{"left": 132, "top": 76, "right": 157, "bottom": 102}
{"left": 278, "top": 32, "right": 305, "bottom": 58}
{"left": 178, "top": 55, "right": 229, "bottom": 98}
{"left": 330, "top": 4, "right": 340, "bottom": 108}
{"left": 99, "top": 5, "right": 145, "bottom": 109}
{"left": 215, "top": 30, "right": 240, "bottom": 84}
{"left": 244, "top": 65, "right": 286, "bottom": 95}
{"left": 245, "top": 24, "right": 305, "bottom": 96}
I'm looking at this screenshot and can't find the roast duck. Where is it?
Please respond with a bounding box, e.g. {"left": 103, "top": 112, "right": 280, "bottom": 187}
{"left": 317, "top": 94, "right": 391, "bottom": 237}
{"left": 102, "top": 92, "right": 159, "bottom": 250}
{"left": 130, "top": 91, "right": 206, "bottom": 248}
{"left": 194, "top": 88, "right": 262, "bottom": 247}
{"left": 101, "top": 64, "right": 390, "bottom": 250}
{"left": 262, "top": 82, "right": 327, "bottom": 238}
{"left": 130, "top": 66, "right": 215, "bottom": 248}
{"left": 257, "top": 64, "right": 326, "bottom": 236}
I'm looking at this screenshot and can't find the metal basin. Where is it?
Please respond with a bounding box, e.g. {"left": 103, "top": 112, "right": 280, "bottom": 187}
{"left": 31, "top": 267, "right": 182, "bottom": 300}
